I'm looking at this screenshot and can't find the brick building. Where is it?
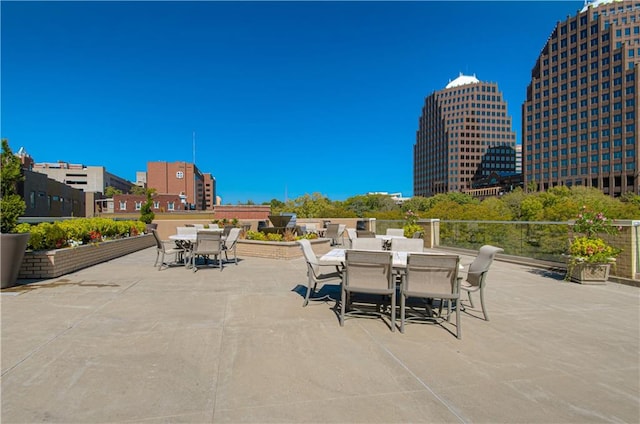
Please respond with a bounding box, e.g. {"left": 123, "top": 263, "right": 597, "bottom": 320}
{"left": 146, "top": 161, "right": 216, "bottom": 211}
{"left": 522, "top": 0, "right": 640, "bottom": 196}
{"left": 414, "top": 74, "right": 517, "bottom": 197}
{"left": 111, "top": 193, "right": 183, "bottom": 213}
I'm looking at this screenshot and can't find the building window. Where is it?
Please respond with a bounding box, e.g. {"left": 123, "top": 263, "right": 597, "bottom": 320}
{"left": 168, "top": 202, "right": 175, "bottom": 211}
{"left": 135, "top": 201, "right": 142, "bottom": 211}
{"left": 29, "top": 191, "right": 36, "bottom": 208}
{"left": 119, "top": 201, "right": 126, "bottom": 210}
{"left": 176, "top": 171, "right": 184, "bottom": 179}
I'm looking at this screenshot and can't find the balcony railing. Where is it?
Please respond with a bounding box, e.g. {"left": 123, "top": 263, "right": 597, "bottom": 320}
{"left": 440, "top": 220, "right": 570, "bottom": 262}
{"left": 375, "top": 219, "right": 639, "bottom": 281}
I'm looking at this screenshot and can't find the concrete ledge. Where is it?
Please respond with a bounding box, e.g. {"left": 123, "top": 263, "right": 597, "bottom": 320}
{"left": 236, "top": 238, "right": 332, "bottom": 260}
{"left": 18, "top": 234, "right": 155, "bottom": 279}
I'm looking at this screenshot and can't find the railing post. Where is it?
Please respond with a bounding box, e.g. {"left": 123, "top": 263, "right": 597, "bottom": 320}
{"left": 417, "top": 219, "right": 440, "bottom": 248}
{"left": 605, "top": 220, "right": 640, "bottom": 280}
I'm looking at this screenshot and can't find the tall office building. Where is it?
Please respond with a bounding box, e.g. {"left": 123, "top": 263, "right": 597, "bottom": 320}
{"left": 146, "top": 161, "right": 216, "bottom": 211}
{"left": 414, "top": 74, "right": 517, "bottom": 197}
{"left": 522, "top": 0, "right": 639, "bottom": 196}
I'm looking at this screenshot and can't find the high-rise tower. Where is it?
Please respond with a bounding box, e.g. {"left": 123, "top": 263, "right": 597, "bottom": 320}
{"left": 522, "top": 0, "right": 639, "bottom": 195}
{"left": 414, "top": 74, "right": 517, "bottom": 197}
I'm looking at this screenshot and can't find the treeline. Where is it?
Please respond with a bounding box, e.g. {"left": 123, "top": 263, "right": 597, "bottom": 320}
{"left": 260, "top": 186, "right": 640, "bottom": 222}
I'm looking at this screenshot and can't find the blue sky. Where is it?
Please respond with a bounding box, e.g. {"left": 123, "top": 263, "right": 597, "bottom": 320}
{"left": 2, "top": 0, "right": 585, "bottom": 204}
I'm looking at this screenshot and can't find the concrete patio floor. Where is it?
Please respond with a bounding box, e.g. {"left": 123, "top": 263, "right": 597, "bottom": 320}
{"left": 2, "top": 246, "right": 639, "bottom": 423}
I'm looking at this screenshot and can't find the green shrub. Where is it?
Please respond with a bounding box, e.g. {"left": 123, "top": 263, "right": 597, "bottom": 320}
{"left": 266, "top": 233, "right": 284, "bottom": 242}
{"left": 403, "top": 223, "right": 423, "bottom": 238}
{"left": 244, "top": 230, "right": 267, "bottom": 241}
{"left": 139, "top": 192, "right": 155, "bottom": 224}
{"left": 16, "top": 218, "right": 145, "bottom": 250}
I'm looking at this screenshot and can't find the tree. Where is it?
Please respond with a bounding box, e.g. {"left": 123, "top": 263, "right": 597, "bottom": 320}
{"left": 0, "top": 139, "right": 26, "bottom": 233}
{"left": 139, "top": 190, "right": 155, "bottom": 224}
{"left": 104, "top": 186, "right": 122, "bottom": 197}
{"left": 129, "top": 185, "right": 147, "bottom": 195}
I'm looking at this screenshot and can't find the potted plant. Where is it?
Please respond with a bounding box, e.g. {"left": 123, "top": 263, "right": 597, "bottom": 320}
{"left": 402, "top": 209, "right": 423, "bottom": 238}
{"left": 566, "top": 206, "right": 621, "bottom": 284}
{"left": 1, "top": 138, "right": 30, "bottom": 288}
{"left": 139, "top": 190, "right": 156, "bottom": 233}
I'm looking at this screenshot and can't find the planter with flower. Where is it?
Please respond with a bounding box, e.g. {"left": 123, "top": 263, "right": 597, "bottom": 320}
{"left": 402, "top": 210, "right": 423, "bottom": 238}
{"left": 1, "top": 139, "right": 30, "bottom": 288}
{"left": 566, "top": 207, "right": 621, "bottom": 284}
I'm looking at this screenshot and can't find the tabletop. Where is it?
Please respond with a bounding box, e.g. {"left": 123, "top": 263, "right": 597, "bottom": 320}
{"left": 169, "top": 229, "right": 224, "bottom": 242}
{"left": 319, "top": 248, "right": 463, "bottom": 270}
{"left": 375, "top": 235, "right": 407, "bottom": 241}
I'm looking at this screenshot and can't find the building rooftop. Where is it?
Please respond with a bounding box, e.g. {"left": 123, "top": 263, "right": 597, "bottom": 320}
{"left": 1, "top": 246, "right": 639, "bottom": 422}
{"left": 581, "top": 0, "right": 625, "bottom": 13}
{"left": 445, "top": 73, "right": 480, "bottom": 89}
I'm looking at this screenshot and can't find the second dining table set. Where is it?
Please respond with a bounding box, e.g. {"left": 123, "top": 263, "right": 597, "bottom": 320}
{"left": 164, "top": 225, "right": 241, "bottom": 272}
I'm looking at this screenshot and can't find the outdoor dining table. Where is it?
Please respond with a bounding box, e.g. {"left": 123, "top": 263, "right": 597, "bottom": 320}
{"left": 168, "top": 229, "right": 226, "bottom": 267}
{"left": 319, "top": 248, "right": 464, "bottom": 271}
{"left": 375, "top": 234, "right": 406, "bottom": 250}
{"left": 168, "top": 228, "right": 224, "bottom": 243}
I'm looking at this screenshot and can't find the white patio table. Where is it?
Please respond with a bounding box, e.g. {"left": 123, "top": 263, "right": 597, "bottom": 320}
{"left": 168, "top": 228, "right": 224, "bottom": 243}
{"left": 319, "top": 248, "right": 463, "bottom": 271}
{"left": 168, "top": 229, "right": 226, "bottom": 268}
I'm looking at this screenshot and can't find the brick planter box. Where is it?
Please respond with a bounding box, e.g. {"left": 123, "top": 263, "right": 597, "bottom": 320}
{"left": 236, "top": 238, "right": 332, "bottom": 260}
{"left": 18, "top": 234, "right": 155, "bottom": 280}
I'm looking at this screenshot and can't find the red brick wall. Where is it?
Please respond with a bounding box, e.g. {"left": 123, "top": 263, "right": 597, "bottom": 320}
{"left": 213, "top": 205, "right": 271, "bottom": 220}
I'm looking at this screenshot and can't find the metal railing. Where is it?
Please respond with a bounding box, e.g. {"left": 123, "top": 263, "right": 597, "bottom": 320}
{"left": 439, "top": 220, "right": 570, "bottom": 262}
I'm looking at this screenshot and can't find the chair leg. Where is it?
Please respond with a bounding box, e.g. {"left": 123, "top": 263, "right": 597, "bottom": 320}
{"left": 400, "top": 294, "right": 406, "bottom": 333}
{"left": 302, "top": 276, "right": 316, "bottom": 307}
{"left": 467, "top": 291, "right": 475, "bottom": 308}
{"left": 390, "top": 291, "right": 396, "bottom": 332}
{"left": 339, "top": 287, "right": 346, "bottom": 326}
{"left": 158, "top": 251, "right": 166, "bottom": 270}
{"left": 479, "top": 288, "right": 489, "bottom": 321}
{"left": 456, "top": 298, "right": 462, "bottom": 339}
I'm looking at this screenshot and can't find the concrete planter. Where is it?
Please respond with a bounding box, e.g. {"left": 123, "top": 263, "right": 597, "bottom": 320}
{"left": 569, "top": 262, "right": 611, "bottom": 285}
{"left": 236, "top": 238, "right": 332, "bottom": 260}
{"left": 18, "top": 234, "right": 155, "bottom": 280}
{"left": 1, "top": 233, "right": 30, "bottom": 289}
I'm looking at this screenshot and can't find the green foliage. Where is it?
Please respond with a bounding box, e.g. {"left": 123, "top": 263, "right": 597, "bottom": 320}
{"left": 244, "top": 230, "right": 267, "bottom": 241}
{"left": 365, "top": 209, "right": 403, "bottom": 220}
{"left": 400, "top": 196, "right": 432, "bottom": 213}
{"left": 343, "top": 194, "right": 399, "bottom": 217}
{"left": 403, "top": 223, "right": 423, "bottom": 238}
{"left": 1, "top": 139, "right": 26, "bottom": 233}
{"left": 568, "top": 236, "right": 620, "bottom": 264}
{"left": 104, "top": 186, "right": 122, "bottom": 197}
{"left": 566, "top": 208, "right": 621, "bottom": 279}
{"left": 266, "top": 233, "right": 283, "bottom": 241}
{"left": 16, "top": 218, "right": 146, "bottom": 250}
{"left": 129, "top": 186, "right": 147, "bottom": 195}
{"left": 572, "top": 206, "right": 620, "bottom": 238}
{"left": 500, "top": 188, "right": 527, "bottom": 219}
{"left": 139, "top": 191, "right": 155, "bottom": 224}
